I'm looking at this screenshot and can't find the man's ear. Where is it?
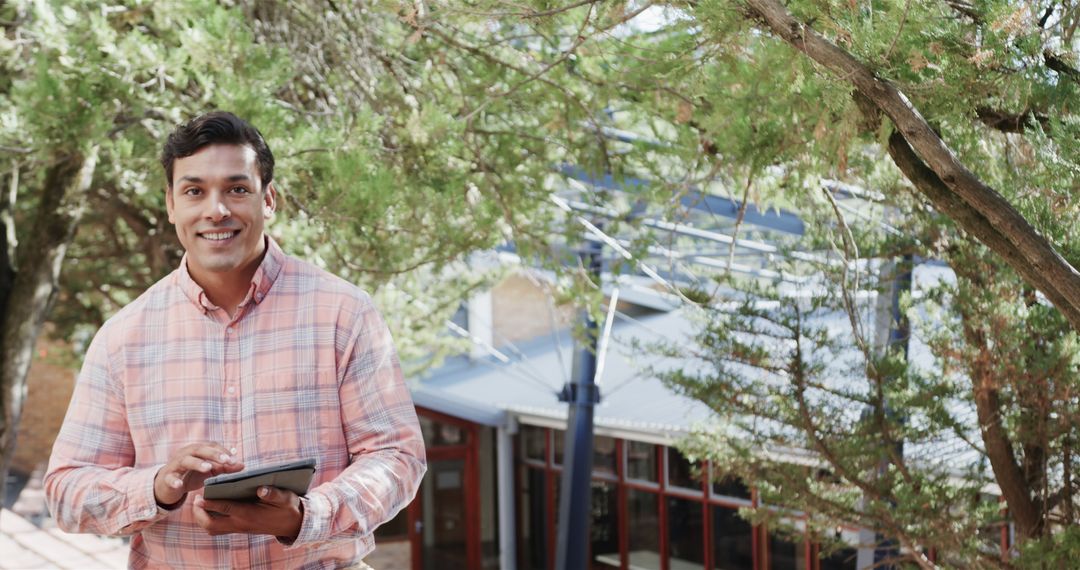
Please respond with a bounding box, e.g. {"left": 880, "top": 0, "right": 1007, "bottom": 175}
{"left": 165, "top": 185, "right": 176, "bottom": 224}
{"left": 263, "top": 183, "right": 277, "bottom": 218}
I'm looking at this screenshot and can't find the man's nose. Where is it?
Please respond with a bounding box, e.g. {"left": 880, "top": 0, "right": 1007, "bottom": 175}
{"left": 205, "top": 196, "right": 231, "bottom": 222}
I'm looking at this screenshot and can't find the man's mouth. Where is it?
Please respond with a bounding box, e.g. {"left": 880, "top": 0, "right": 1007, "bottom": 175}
{"left": 199, "top": 230, "right": 240, "bottom": 242}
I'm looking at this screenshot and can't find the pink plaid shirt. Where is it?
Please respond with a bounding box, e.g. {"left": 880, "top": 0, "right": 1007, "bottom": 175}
{"left": 45, "top": 237, "right": 426, "bottom": 569}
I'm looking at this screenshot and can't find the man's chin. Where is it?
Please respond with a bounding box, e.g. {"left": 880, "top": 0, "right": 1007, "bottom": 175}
{"left": 190, "top": 256, "right": 242, "bottom": 275}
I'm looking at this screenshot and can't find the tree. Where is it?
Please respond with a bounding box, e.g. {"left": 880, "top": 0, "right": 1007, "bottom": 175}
{"left": 6, "top": 0, "right": 1079, "bottom": 563}
{"left": 393, "top": 0, "right": 1080, "bottom": 564}
{"left": 0, "top": 0, "right": 310, "bottom": 506}
{"left": 0, "top": 0, "right": 538, "bottom": 506}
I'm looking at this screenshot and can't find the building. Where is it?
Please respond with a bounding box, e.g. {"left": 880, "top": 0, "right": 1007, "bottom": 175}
{"left": 377, "top": 269, "right": 864, "bottom": 570}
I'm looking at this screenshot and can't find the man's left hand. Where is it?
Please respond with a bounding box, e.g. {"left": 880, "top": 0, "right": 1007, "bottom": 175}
{"left": 193, "top": 486, "right": 303, "bottom": 541}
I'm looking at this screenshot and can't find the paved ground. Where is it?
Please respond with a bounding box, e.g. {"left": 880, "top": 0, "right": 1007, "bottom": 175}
{"left": 0, "top": 471, "right": 411, "bottom": 570}
{"left": 364, "top": 541, "right": 411, "bottom": 570}
{"left": 0, "top": 509, "right": 128, "bottom": 569}
{"left": 0, "top": 517, "right": 410, "bottom": 570}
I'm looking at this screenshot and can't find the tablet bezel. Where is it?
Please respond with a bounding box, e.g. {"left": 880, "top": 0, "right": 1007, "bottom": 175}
{"left": 203, "top": 458, "right": 317, "bottom": 501}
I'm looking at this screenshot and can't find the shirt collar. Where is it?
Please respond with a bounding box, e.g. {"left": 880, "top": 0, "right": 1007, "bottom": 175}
{"left": 176, "top": 235, "right": 286, "bottom": 314}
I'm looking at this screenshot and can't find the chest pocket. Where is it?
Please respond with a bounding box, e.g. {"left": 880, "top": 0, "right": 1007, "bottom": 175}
{"left": 251, "top": 372, "right": 345, "bottom": 468}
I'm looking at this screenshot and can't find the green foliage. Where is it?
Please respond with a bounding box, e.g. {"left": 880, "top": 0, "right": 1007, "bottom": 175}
{"left": 2, "top": 0, "right": 543, "bottom": 367}
{"left": 6, "top": 0, "right": 1080, "bottom": 563}
{"left": 1017, "top": 525, "right": 1080, "bottom": 568}
{"left": 384, "top": 0, "right": 1080, "bottom": 565}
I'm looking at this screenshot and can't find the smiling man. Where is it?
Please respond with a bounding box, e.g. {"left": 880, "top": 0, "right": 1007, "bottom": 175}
{"left": 44, "top": 112, "right": 426, "bottom": 569}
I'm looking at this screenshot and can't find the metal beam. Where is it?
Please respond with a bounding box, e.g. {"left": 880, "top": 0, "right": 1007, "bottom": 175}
{"left": 563, "top": 197, "right": 826, "bottom": 264}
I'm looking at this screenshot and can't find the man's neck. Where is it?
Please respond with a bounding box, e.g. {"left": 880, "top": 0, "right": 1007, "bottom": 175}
{"left": 191, "top": 271, "right": 252, "bottom": 315}
{"left": 188, "top": 251, "right": 267, "bottom": 316}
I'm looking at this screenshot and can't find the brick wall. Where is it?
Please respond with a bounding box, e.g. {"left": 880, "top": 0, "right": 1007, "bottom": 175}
{"left": 490, "top": 273, "right": 575, "bottom": 346}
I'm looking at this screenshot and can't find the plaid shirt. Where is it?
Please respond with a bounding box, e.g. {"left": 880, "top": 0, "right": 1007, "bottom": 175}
{"left": 45, "top": 237, "right": 426, "bottom": 569}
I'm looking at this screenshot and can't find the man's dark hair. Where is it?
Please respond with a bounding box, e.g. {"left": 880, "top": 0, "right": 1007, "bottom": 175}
{"left": 161, "top": 111, "right": 274, "bottom": 190}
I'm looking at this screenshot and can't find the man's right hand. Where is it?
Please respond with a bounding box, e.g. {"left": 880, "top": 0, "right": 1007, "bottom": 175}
{"left": 153, "top": 443, "right": 244, "bottom": 508}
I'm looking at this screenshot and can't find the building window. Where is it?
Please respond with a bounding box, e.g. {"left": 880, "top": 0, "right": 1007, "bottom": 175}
{"left": 667, "top": 447, "right": 704, "bottom": 493}
{"left": 521, "top": 425, "right": 546, "bottom": 464}
{"left": 553, "top": 429, "right": 565, "bottom": 467}
{"left": 590, "top": 481, "right": 620, "bottom": 569}
{"left": 667, "top": 495, "right": 705, "bottom": 567}
{"left": 819, "top": 546, "right": 857, "bottom": 570}
{"left": 626, "top": 488, "right": 661, "bottom": 570}
{"left": 626, "top": 440, "right": 658, "bottom": 483}
{"left": 519, "top": 466, "right": 548, "bottom": 570}
{"left": 419, "top": 415, "right": 465, "bottom": 447}
{"left": 712, "top": 473, "right": 751, "bottom": 502}
{"left": 767, "top": 532, "right": 809, "bottom": 570}
{"left": 712, "top": 505, "right": 753, "bottom": 570}
{"left": 512, "top": 427, "right": 857, "bottom": 570}
{"left": 593, "top": 435, "right": 617, "bottom": 478}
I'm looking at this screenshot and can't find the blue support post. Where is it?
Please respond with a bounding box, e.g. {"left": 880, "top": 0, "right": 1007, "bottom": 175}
{"left": 869, "top": 255, "right": 913, "bottom": 568}
{"left": 554, "top": 235, "right": 603, "bottom": 570}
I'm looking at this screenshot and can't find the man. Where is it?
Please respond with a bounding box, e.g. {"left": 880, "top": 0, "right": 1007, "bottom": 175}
{"left": 45, "top": 111, "right": 426, "bottom": 568}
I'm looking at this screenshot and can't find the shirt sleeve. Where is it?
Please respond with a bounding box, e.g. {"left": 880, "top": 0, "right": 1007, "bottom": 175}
{"left": 43, "top": 327, "right": 171, "bottom": 536}
{"left": 288, "top": 294, "right": 427, "bottom": 548}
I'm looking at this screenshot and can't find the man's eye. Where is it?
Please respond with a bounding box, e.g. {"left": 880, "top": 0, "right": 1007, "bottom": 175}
{"left": 183, "top": 187, "right": 202, "bottom": 196}
{"left": 229, "top": 186, "right": 251, "bottom": 194}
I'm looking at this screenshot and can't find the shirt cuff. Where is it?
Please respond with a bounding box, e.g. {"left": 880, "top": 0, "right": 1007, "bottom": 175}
{"left": 284, "top": 493, "right": 329, "bottom": 549}
{"left": 123, "top": 465, "right": 173, "bottom": 529}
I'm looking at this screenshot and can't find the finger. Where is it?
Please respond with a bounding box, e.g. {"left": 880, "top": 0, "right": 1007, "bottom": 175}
{"left": 256, "top": 486, "right": 294, "bottom": 506}
{"left": 178, "top": 456, "right": 218, "bottom": 475}
{"left": 157, "top": 466, "right": 191, "bottom": 491}
{"left": 211, "top": 460, "right": 246, "bottom": 475}
{"left": 199, "top": 497, "right": 240, "bottom": 517}
{"left": 183, "top": 464, "right": 246, "bottom": 494}
{"left": 193, "top": 495, "right": 231, "bottom": 517}
{"left": 189, "top": 445, "right": 240, "bottom": 466}
{"left": 191, "top": 498, "right": 217, "bottom": 530}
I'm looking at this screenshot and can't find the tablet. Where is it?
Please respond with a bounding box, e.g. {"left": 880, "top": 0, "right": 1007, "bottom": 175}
{"left": 203, "top": 458, "right": 317, "bottom": 501}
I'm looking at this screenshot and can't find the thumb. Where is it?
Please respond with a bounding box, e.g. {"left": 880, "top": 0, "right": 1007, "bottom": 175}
{"left": 257, "top": 486, "right": 292, "bottom": 505}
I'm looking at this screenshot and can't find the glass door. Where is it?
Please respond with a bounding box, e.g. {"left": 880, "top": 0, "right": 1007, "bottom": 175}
{"left": 412, "top": 409, "right": 480, "bottom": 570}
{"left": 421, "top": 458, "right": 468, "bottom": 569}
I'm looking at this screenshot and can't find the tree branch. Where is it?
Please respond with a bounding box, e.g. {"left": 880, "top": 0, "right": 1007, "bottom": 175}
{"left": 975, "top": 107, "right": 1049, "bottom": 134}
{"left": 943, "top": 0, "right": 982, "bottom": 22}
{"left": 1044, "top": 49, "right": 1080, "bottom": 84}
{"left": 93, "top": 187, "right": 180, "bottom": 276}
{"left": 741, "top": 0, "right": 1080, "bottom": 333}
{"left": 884, "top": 132, "right": 1067, "bottom": 319}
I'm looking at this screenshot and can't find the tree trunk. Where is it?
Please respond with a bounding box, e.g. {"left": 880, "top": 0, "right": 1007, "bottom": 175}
{"left": 971, "top": 360, "right": 1043, "bottom": 539}
{"left": 741, "top": 0, "right": 1080, "bottom": 333}
{"left": 0, "top": 147, "right": 97, "bottom": 509}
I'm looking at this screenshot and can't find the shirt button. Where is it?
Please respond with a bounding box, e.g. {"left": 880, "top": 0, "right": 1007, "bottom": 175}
{"left": 227, "top": 386, "right": 236, "bottom": 394}
{"left": 226, "top": 326, "right": 235, "bottom": 334}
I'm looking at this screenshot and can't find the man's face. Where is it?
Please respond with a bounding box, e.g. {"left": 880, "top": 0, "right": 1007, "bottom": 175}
{"left": 166, "top": 144, "right": 275, "bottom": 280}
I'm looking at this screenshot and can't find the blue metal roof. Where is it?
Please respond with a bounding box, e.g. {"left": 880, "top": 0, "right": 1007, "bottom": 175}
{"left": 410, "top": 309, "right": 717, "bottom": 442}
{"left": 408, "top": 264, "right": 984, "bottom": 474}
{"left": 558, "top": 164, "right": 807, "bottom": 235}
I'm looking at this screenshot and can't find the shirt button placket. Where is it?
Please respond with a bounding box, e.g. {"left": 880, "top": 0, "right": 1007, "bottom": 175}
{"left": 223, "top": 324, "right": 239, "bottom": 458}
